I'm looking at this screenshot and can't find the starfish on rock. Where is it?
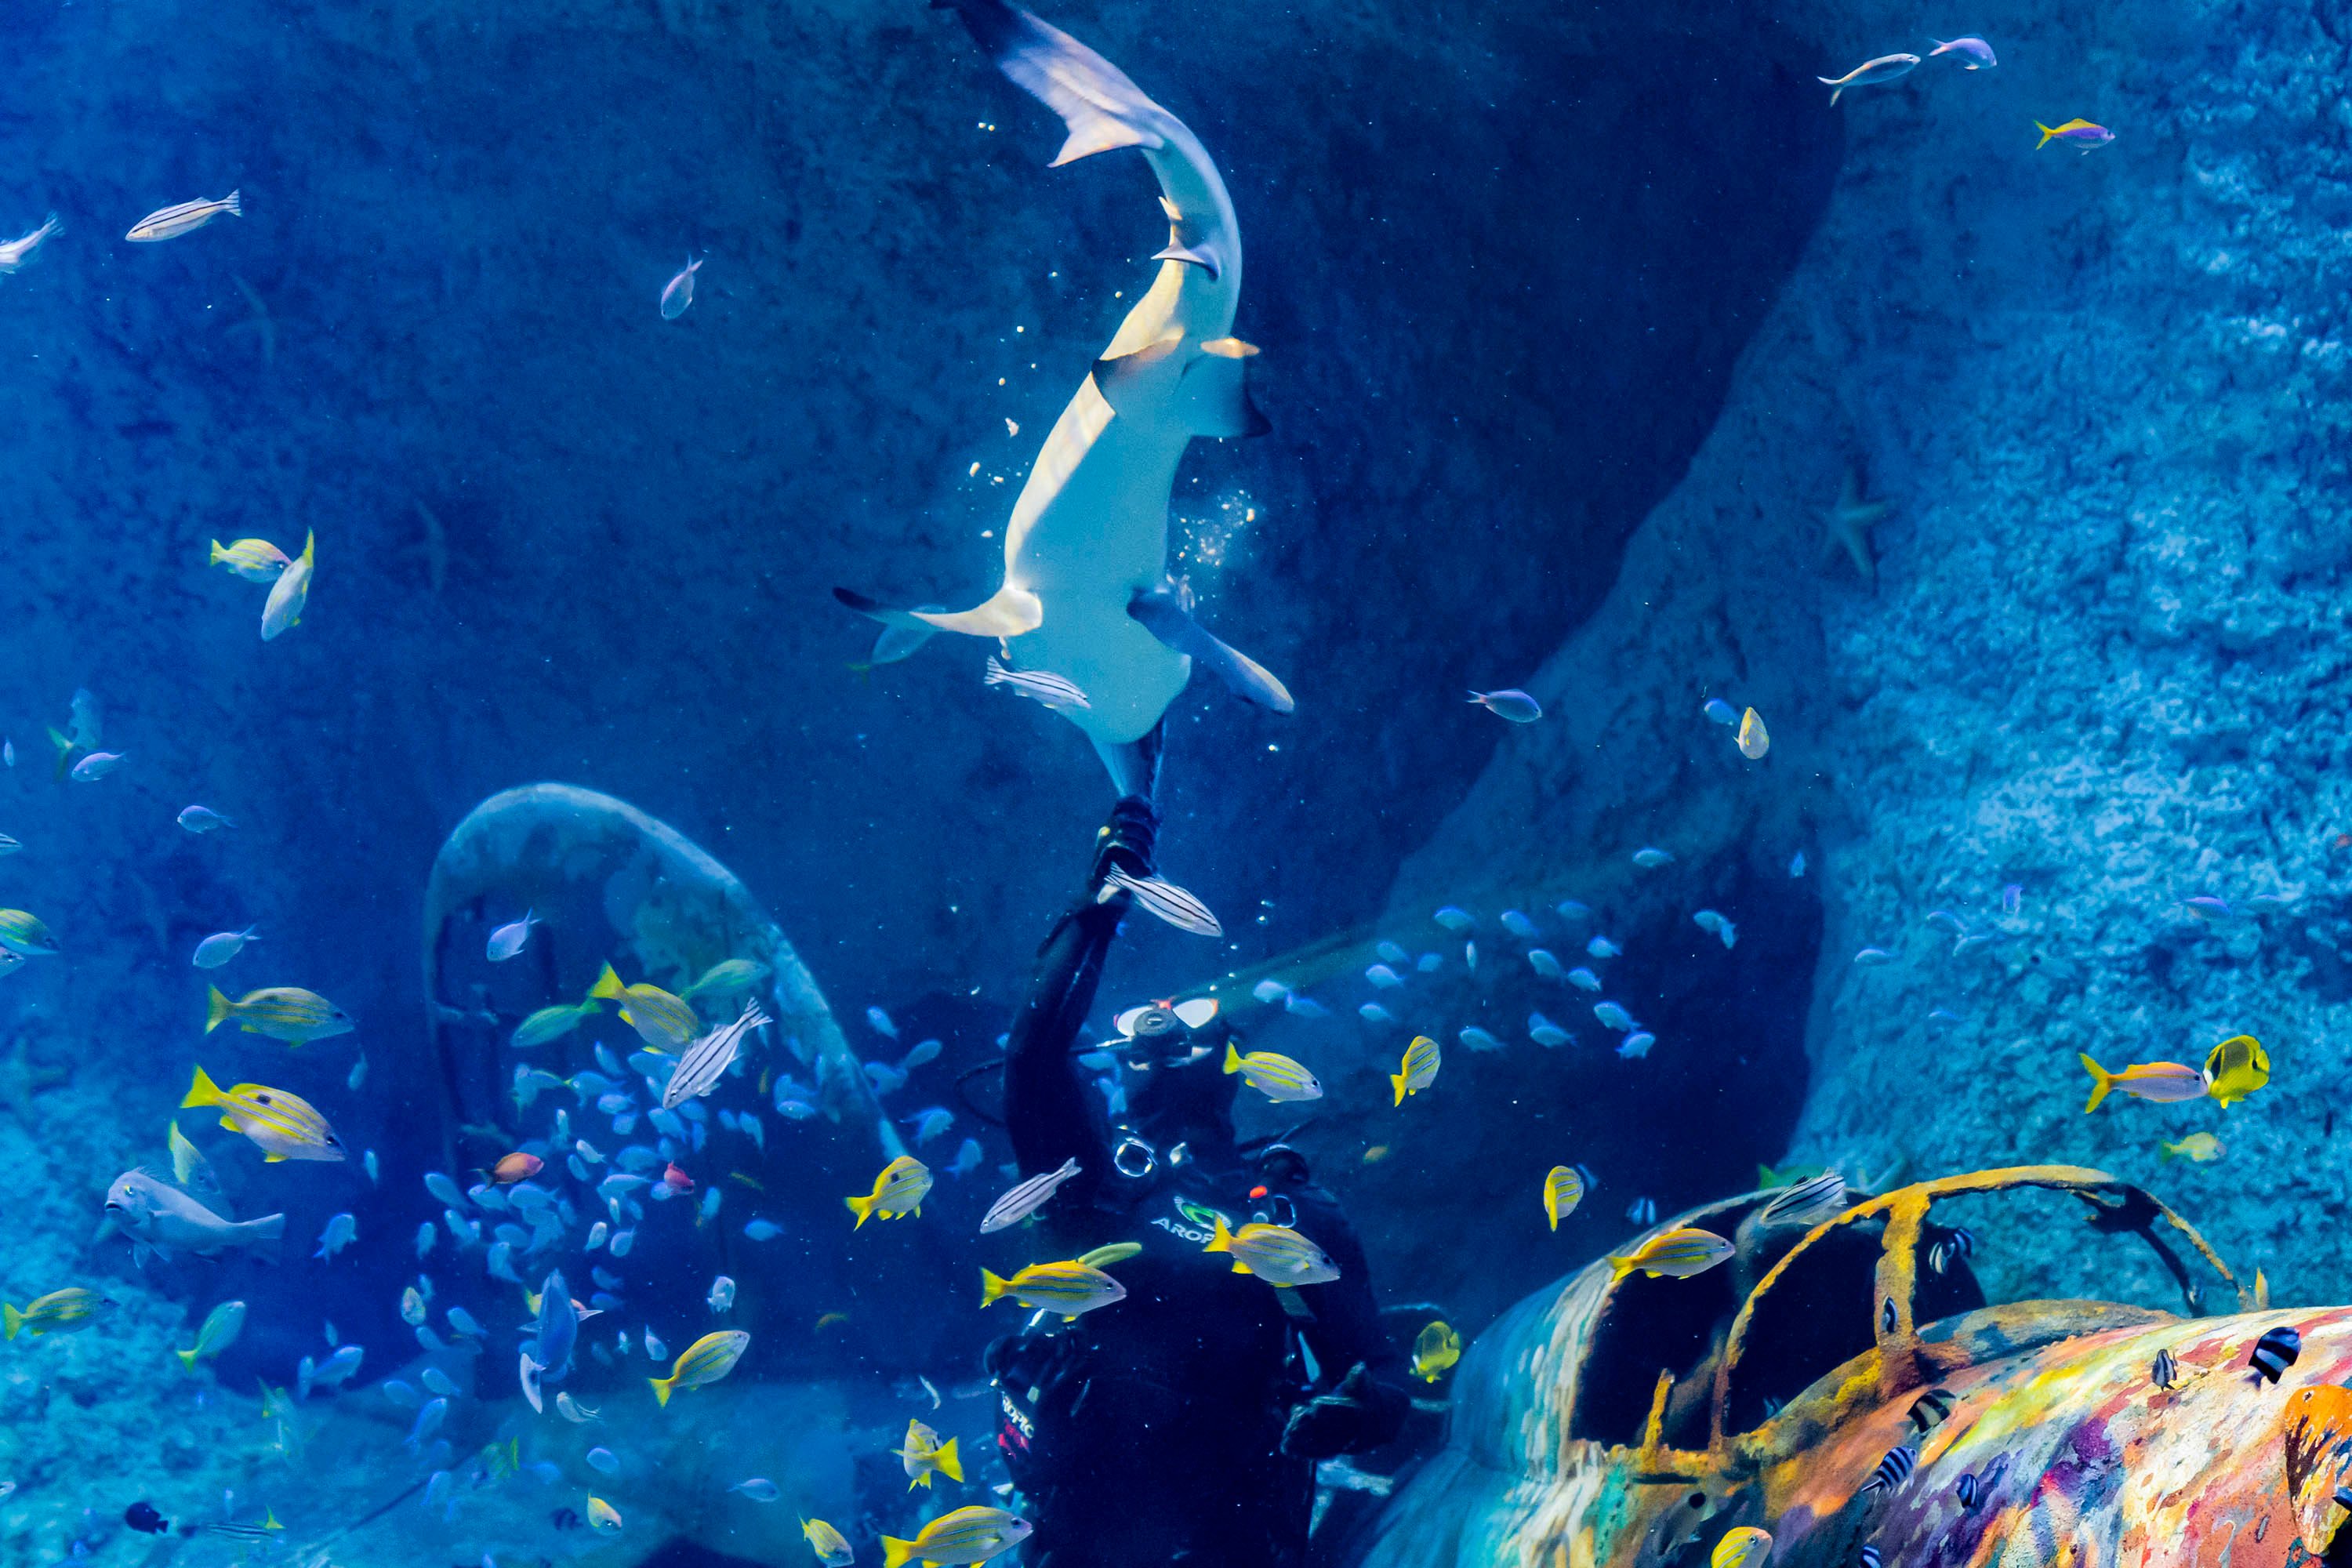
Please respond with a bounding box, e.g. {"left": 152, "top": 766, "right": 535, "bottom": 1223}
{"left": 1822, "top": 466, "right": 1891, "bottom": 586}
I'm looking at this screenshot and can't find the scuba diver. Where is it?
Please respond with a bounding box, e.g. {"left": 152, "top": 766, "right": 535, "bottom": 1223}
{"left": 985, "top": 797, "right": 1410, "bottom": 1567}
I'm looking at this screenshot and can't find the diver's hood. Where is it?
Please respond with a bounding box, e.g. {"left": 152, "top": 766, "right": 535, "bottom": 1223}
{"left": 1112, "top": 996, "right": 1239, "bottom": 1147}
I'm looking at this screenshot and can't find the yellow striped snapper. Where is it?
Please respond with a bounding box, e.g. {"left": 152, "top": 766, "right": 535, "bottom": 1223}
{"left": 209, "top": 538, "right": 289, "bottom": 583}
{"left": 1204, "top": 1216, "right": 1340, "bottom": 1287}
{"left": 3, "top": 1287, "right": 110, "bottom": 1339}
{"left": 175, "top": 1299, "right": 247, "bottom": 1367}
{"left": 589, "top": 963, "right": 699, "bottom": 1049}
{"left": 105, "top": 1169, "right": 284, "bottom": 1258}
{"left": 848, "top": 1156, "right": 934, "bottom": 1229}
{"left": 896, "top": 1418, "right": 965, "bottom": 1490}
{"left": 0, "top": 213, "right": 61, "bottom": 272}
{"left": 648, "top": 1329, "right": 750, "bottom": 1406}
{"left": 1712, "top": 1526, "right": 1773, "bottom": 1568}
{"left": 514, "top": 1000, "right": 599, "bottom": 1047}
{"left": 1391, "top": 1035, "right": 1440, "bottom": 1105}
{"left": 0, "top": 909, "right": 58, "bottom": 956}
{"left": 260, "top": 531, "right": 314, "bottom": 640}
{"left": 1221, "top": 1042, "right": 1322, "bottom": 1102}
{"left": 880, "top": 1504, "right": 1032, "bottom": 1568}
{"left": 979, "top": 1260, "right": 1127, "bottom": 1319}
{"left": 1609, "top": 1226, "right": 1734, "bottom": 1280}
{"left": 662, "top": 1000, "right": 771, "bottom": 1109}
{"left": 205, "top": 984, "right": 354, "bottom": 1044}
{"left": 182, "top": 1066, "right": 344, "bottom": 1162}
{"left": 127, "top": 190, "right": 242, "bottom": 241}
{"left": 684, "top": 958, "right": 771, "bottom": 1002}
{"left": 804, "top": 1518, "right": 855, "bottom": 1566}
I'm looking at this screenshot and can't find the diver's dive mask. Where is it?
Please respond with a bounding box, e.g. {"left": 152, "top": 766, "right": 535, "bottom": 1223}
{"left": 1113, "top": 996, "right": 1223, "bottom": 1070}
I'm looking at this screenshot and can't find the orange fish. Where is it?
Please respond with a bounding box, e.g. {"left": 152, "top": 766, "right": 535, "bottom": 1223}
{"left": 661, "top": 1163, "right": 695, "bottom": 1194}
{"left": 491, "top": 1152, "right": 543, "bottom": 1184}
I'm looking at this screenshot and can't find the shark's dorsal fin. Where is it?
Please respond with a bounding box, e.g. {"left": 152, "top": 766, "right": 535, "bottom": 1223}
{"left": 1090, "top": 335, "right": 1185, "bottom": 417}
{"left": 942, "top": 0, "right": 1170, "bottom": 168}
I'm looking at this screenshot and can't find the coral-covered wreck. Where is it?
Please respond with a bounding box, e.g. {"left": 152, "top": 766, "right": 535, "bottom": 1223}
{"left": 1350, "top": 1167, "right": 2352, "bottom": 1568}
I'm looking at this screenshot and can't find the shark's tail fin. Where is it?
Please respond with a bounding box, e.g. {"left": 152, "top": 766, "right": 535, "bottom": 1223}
{"left": 938, "top": 0, "right": 1170, "bottom": 167}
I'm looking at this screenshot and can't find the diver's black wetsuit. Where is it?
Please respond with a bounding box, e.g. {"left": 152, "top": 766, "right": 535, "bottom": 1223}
{"left": 989, "top": 801, "right": 1407, "bottom": 1568}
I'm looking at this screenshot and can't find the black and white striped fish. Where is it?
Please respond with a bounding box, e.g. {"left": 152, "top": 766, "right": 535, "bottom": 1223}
{"left": 1860, "top": 1443, "right": 1917, "bottom": 1494}
{"left": 2333, "top": 1486, "right": 2352, "bottom": 1512}
{"left": 2151, "top": 1348, "right": 2178, "bottom": 1389}
{"left": 661, "top": 1000, "right": 771, "bottom": 1110}
{"left": 1880, "top": 1298, "right": 1898, "bottom": 1334}
{"left": 1759, "top": 1171, "right": 1849, "bottom": 1229}
{"left": 1626, "top": 1196, "right": 1657, "bottom": 1226}
{"left": 1103, "top": 866, "right": 1222, "bottom": 937}
{"left": 1857, "top": 1549, "right": 1883, "bottom": 1568}
{"left": 2250, "top": 1325, "right": 2301, "bottom": 1384}
{"left": 1907, "top": 1388, "right": 1955, "bottom": 1433}
{"left": 984, "top": 656, "right": 1091, "bottom": 712}
{"left": 1928, "top": 1227, "right": 1975, "bottom": 1276}
{"left": 1955, "top": 1473, "right": 1982, "bottom": 1509}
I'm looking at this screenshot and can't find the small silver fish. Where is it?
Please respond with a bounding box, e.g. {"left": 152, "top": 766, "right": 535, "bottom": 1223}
{"left": 1927, "top": 34, "right": 1996, "bottom": 67}
{"left": 1468, "top": 688, "right": 1542, "bottom": 723}
{"left": 69, "top": 751, "right": 124, "bottom": 782}
{"left": 981, "top": 1156, "right": 1082, "bottom": 1233}
{"left": 985, "top": 656, "right": 1091, "bottom": 711}
{"left": 1702, "top": 698, "right": 1737, "bottom": 725}
{"left": 485, "top": 911, "right": 539, "bottom": 962}
{"left": 1853, "top": 947, "right": 1896, "bottom": 966}
{"left": 1617, "top": 1032, "right": 1656, "bottom": 1060}
{"left": 1566, "top": 966, "right": 1602, "bottom": 992}
{"left": 1818, "top": 53, "right": 1920, "bottom": 105}
{"left": 1104, "top": 866, "right": 1221, "bottom": 937}
{"left": 0, "top": 214, "right": 61, "bottom": 273}
{"left": 191, "top": 926, "right": 260, "bottom": 970}
{"left": 128, "top": 191, "right": 243, "bottom": 241}
{"left": 178, "top": 804, "right": 235, "bottom": 833}
{"left": 708, "top": 1275, "right": 736, "bottom": 1313}
{"left": 1632, "top": 847, "right": 1673, "bottom": 869}
{"left": 1586, "top": 936, "right": 1621, "bottom": 959}
{"left": 659, "top": 255, "right": 704, "bottom": 321}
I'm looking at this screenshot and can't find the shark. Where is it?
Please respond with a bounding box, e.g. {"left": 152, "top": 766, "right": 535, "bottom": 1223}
{"left": 837, "top": 0, "right": 1293, "bottom": 798}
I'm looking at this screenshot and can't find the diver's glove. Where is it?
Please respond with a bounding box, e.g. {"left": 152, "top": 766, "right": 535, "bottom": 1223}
{"left": 1280, "top": 1363, "right": 1405, "bottom": 1459}
{"left": 1088, "top": 795, "right": 1159, "bottom": 889}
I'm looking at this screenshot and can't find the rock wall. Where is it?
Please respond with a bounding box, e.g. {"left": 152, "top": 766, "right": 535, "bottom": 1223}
{"left": 1385, "top": 0, "right": 2352, "bottom": 1308}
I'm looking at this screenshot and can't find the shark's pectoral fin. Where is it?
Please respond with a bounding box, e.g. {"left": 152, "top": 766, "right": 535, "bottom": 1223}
{"left": 913, "top": 585, "right": 1045, "bottom": 639}
{"left": 1176, "top": 350, "right": 1269, "bottom": 439}
{"left": 1151, "top": 241, "right": 1223, "bottom": 281}
{"left": 940, "top": 0, "right": 1171, "bottom": 168}
{"left": 1130, "top": 586, "right": 1294, "bottom": 713}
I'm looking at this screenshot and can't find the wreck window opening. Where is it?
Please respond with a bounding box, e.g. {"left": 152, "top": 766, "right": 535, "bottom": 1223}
{"left": 1718, "top": 1216, "right": 1887, "bottom": 1434}
{"left": 1927, "top": 1189, "right": 2201, "bottom": 1319}
{"left": 1569, "top": 1266, "right": 1742, "bottom": 1448}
